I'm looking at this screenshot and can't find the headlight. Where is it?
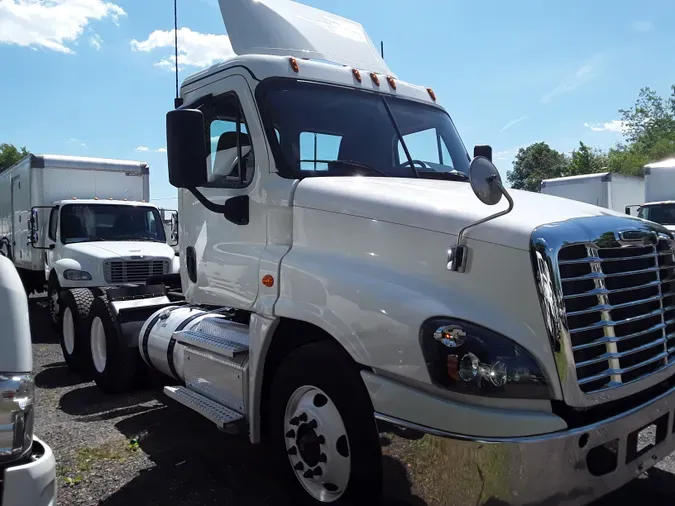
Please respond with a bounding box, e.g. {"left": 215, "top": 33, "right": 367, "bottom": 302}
{"left": 0, "top": 374, "right": 34, "bottom": 460}
{"left": 419, "top": 318, "right": 551, "bottom": 399}
{"left": 63, "top": 269, "right": 92, "bottom": 281}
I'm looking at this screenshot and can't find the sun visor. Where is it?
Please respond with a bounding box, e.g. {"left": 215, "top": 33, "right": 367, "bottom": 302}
{"left": 218, "top": 0, "right": 396, "bottom": 77}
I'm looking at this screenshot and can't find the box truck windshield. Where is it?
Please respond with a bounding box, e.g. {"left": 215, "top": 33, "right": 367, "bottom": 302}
{"left": 255, "top": 79, "right": 470, "bottom": 179}
{"left": 639, "top": 203, "right": 675, "bottom": 225}
{"left": 60, "top": 204, "right": 166, "bottom": 244}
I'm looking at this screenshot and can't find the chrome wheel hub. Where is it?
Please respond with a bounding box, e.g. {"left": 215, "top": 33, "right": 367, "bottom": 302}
{"left": 284, "top": 386, "right": 350, "bottom": 502}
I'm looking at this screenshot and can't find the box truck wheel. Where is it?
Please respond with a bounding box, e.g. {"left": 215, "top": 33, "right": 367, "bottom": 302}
{"left": 59, "top": 289, "right": 96, "bottom": 373}
{"left": 86, "top": 296, "right": 140, "bottom": 394}
{"left": 267, "top": 341, "right": 382, "bottom": 505}
{"left": 47, "top": 274, "right": 61, "bottom": 329}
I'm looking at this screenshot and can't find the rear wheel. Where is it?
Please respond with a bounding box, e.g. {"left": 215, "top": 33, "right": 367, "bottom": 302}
{"left": 59, "top": 289, "right": 96, "bottom": 373}
{"left": 267, "top": 341, "right": 382, "bottom": 505}
{"left": 86, "top": 296, "right": 140, "bottom": 393}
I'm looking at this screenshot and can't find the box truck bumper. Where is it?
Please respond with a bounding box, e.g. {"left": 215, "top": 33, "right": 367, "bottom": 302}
{"left": 1, "top": 437, "right": 57, "bottom": 506}
{"left": 376, "top": 384, "right": 675, "bottom": 505}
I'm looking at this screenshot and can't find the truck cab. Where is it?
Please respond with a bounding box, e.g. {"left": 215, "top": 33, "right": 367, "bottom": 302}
{"left": 76, "top": 1, "right": 675, "bottom": 504}
{"left": 636, "top": 201, "right": 675, "bottom": 233}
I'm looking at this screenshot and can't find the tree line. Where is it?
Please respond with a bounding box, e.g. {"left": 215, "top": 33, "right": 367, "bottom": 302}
{"left": 506, "top": 85, "right": 675, "bottom": 192}
{"left": 0, "top": 144, "right": 28, "bottom": 172}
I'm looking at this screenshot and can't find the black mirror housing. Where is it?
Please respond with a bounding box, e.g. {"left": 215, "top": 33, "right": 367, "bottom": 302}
{"left": 166, "top": 109, "right": 208, "bottom": 189}
{"left": 473, "top": 145, "right": 493, "bottom": 162}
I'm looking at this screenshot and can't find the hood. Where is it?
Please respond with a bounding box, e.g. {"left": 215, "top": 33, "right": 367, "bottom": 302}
{"left": 63, "top": 241, "right": 174, "bottom": 260}
{"left": 293, "top": 177, "right": 634, "bottom": 251}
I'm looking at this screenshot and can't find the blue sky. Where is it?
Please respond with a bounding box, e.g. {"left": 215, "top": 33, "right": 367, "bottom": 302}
{"left": 1, "top": 0, "right": 674, "bottom": 210}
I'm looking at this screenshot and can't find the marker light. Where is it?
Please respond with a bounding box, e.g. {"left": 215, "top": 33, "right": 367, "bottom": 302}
{"left": 386, "top": 76, "right": 396, "bottom": 89}
{"left": 427, "top": 88, "right": 437, "bottom": 101}
{"left": 289, "top": 57, "right": 299, "bottom": 73}
{"left": 352, "top": 68, "right": 362, "bottom": 83}
{"left": 370, "top": 73, "right": 380, "bottom": 86}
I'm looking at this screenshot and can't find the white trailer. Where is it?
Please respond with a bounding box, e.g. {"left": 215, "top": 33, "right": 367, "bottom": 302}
{"left": 540, "top": 172, "right": 645, "bottom": 213}
{"left": 628, "top": 158, "right": 675, "bottom": 232}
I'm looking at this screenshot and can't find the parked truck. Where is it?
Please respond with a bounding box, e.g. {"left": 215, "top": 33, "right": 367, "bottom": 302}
{"left": 62, "top": 1, "right": 675, "bottom": 504}
{"left": 0, "top": 154, "right": 179, "bottom": 372}
{"left": 540, "top": 172, "right": 645, "bottom": 213}
{"left": 0, "top": 255, "right": 57, "bottom": 506}
{"left": 626, "top": 158, "right": 675, "bottom": 232}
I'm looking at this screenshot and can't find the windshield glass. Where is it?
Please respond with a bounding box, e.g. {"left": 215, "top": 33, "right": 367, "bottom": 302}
{"left": 256, "top": 78, "right": 470, "bottom": 179}
{"left": 639, "top": 204, "right": 675, "bottom": 225}
{"left": 60, "top": 204, "right": 166, "bottom": 244}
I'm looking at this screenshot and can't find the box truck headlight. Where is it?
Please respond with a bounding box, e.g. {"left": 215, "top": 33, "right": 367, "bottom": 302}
{"left": 420, "top": 318, "right": 551, "bottom": 399}
{"left": 63, "top": 269, "right": 92, "bottom": 281}
{"left": 0, "top": 374, "right": 35, "bottom": 460}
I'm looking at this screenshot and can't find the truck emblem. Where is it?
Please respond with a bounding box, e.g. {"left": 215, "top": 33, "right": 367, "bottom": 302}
{"left": 618, "top": 230, "right": 657, "bottom": 244}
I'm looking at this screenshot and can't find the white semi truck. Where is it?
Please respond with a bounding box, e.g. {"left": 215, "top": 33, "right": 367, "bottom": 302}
{"left": 0, "top": 255, "right": 57, "bottom": 506}
{"left": 626, "top": 158, "right": 675, "bottom": 232}
{"left": 0, "top": 154, "right": 179, "bottom": 374}
{"left": 64, "top": 1, "right": 675, "bottom": 504}
{"left": 540, "top": 172, "right": 645, "bottom": 213}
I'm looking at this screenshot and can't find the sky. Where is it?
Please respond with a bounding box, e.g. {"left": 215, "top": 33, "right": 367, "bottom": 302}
{"left": 1, "top": 0, "right": 675, "bottom": 210}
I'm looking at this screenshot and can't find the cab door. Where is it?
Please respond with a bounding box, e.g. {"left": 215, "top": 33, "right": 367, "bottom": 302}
{"left": 181, "top": 73, "right": 269, "bottom": 309}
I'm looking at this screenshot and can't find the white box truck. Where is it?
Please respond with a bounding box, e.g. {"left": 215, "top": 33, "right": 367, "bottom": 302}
{"left": 59, "top": 1, "right": 675, "bottom": 504}
{"left": 626, "top": 158, "right": 675, "bottom": 233}
{"left": 0, "top": 154, "right": 179, "bottom": 371}
{"left": 540, "top": 172, "right": 645, "bottom": 213}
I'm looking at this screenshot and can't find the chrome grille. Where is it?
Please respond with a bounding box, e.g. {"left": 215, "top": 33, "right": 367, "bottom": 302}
{"left": 558, "top": 238, "right": 675, "bottom": 394}
{"left": 103, "top": 259, "right": 168, "bottom": 284}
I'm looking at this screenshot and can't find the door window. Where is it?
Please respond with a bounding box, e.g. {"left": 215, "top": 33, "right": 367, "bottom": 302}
{"left": 48, "top": 207, "right": 59, "bottom": 241}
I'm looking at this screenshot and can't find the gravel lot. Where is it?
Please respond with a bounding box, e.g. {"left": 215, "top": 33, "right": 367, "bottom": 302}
{"left": 28, "top": 296, "right": 675, "bottom": 505}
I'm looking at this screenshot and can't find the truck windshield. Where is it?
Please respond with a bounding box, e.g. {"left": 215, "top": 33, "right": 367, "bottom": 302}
{"left": 639, "top": 204, "right": 675, "bottom": 225}
{"left": 256, "top": 78, "right": 471, "bottom": 180}
{"left": 60, "top": 204, "right": 166, "bottom": 244}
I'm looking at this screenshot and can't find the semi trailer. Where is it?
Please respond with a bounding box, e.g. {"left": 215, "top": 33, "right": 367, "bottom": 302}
{"left": 0, "top": 154, "right": 179, "bottom": 372}
{"left": 62, "top": 1, "right": 675, "bottom": 504}
{"left": 540, "top": 172, "right": 645, "bottom": 213}
{"left": 626, "top": 158, "right": 675, "bottom": 232}
{"left": 0, "top": 255, "right": 57, "bottom": 506}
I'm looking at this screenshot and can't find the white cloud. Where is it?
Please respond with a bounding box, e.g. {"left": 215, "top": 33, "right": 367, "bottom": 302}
{"left": 89, "top": 33, "right": 102, "bottom": 50}
{"left": 632, "top": 21, "right": 655, "bottom": 32}
{"left": 0, "top": 0, "right": 125, "bottom": 54}
{"left": 69, "top": 137, "right": 86, "bottom": 147}
{"left": 135, "top": 146, "right": 166, "bottom": 153}
{"left": 499, "top": 115, "right": 527, "bottom": 133}
{"left": 541, "top": 55, "right": 602, "bottom": 104}
{"left": 584, "top": 120, "right": 626, "bottom": 133}
{"left": 131, "top": 27, "right": 234, "bottom": 71}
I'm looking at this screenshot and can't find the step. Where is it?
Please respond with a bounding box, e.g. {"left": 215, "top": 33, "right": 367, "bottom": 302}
{"left": 195, "top": 318, "right": 250, "bottom": 348}
{"left": 174, "top": 329, "right": 249, "bottom": 358}
{"left": 163, "top": 386, "right": 243, "bottom": 428}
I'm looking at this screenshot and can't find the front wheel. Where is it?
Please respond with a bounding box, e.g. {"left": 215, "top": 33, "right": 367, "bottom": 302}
{"left": 86, "top": 296, "right": 140, "bottom": 393}
{"left": 268, "top": 341, "right": 382, "bottom": 505}
{"left": 59, "top": 288, "right": 96, "bottom": 373}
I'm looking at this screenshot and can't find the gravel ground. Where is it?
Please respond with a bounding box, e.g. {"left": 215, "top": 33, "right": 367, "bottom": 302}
{"left": 28, "top": 296, "right": 675, "bottom": 505}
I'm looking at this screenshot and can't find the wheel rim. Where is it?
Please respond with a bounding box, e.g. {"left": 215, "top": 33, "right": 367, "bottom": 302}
{"left": 90, "top": 317, "right": 107, "bottom": 373}
{"left": 284, "top": 386, "right": 351, "bottom": 503}
{"left": 62, "top": 307, "right": 75, "bottom": 355}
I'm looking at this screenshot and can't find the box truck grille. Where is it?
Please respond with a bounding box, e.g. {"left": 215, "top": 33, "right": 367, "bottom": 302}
{"left": 103, "top": 260, "right": 168, "bottom": 284}
{"left": 558, "top": 239, "right": 675, "bottom": 394}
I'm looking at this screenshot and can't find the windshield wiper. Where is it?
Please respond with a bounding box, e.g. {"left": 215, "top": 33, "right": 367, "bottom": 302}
{"left": 417, "top": 169, "right": 469, "bottom": 182}
{"left": 299, "top": 159, "right": 389, "bottom": 177}
{"left": 380, "top": 97, "right": 419, "bottom": 178}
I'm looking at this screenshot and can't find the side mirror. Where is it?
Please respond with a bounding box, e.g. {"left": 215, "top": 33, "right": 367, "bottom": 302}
{"left": 473, "top": 145, "right": 493, "bottom": 163}
{"left": 447, "top": 156, "right": 514, "bottom": 273}
{"left": 625, "top": 204, "right": 640, "bottom": 216}
{"left": 170, "top": 211, "right": 179, "bottom": 246}
{"left": 166, "top": 109, "right": 208, "bottom": 189}
{"left": 28, "top": 209, "right": 39, "bottom": 245}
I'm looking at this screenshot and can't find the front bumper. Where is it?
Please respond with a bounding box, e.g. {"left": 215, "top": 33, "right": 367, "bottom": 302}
{"left": 1, "top": 438, "right": 56, "bottom": 506}
{"left": 378, "top": 384, "right": 675, "bottom": 506}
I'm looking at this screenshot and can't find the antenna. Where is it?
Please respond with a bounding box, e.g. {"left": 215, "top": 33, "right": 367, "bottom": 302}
{"left": 380, "top": 41, "right": 384, "bottom": 58}
{"left": 173, "top": 0, "right": 183, "bottom": 109}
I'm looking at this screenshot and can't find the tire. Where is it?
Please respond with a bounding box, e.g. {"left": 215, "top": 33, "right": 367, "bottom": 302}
{"left": 86, "top": 296, "right": 140, "bottom": 394}
{"left": 47, "top": 274, "right": 61, "bottom": 329}
{"left": 59, "top": 289, "right": 96, "bottom": 373}
{"left": 267, "top": 341, "right": 382, "bottom": 505}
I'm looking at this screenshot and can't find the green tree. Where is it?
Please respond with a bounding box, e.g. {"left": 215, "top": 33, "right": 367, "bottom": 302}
{"left": 619, "top": 85, "right": 675, "bottom": 151}
{"left": 0, "top": 143, "right": 29, "bottom": 171}
{"left": 567, "top": 141, "right": 608, "bottom": 176}
{"left": 507, "top": 142, "right": 568, "bottom": 192}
